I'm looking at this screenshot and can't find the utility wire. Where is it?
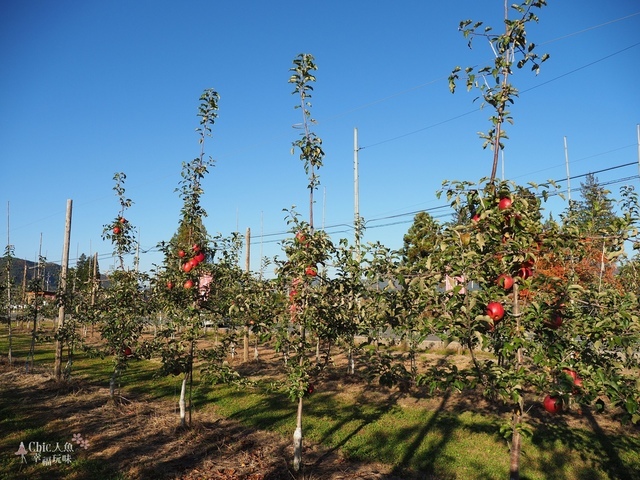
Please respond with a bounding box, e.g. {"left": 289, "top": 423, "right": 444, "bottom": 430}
{"left": 361, "top": 41, "right": 640, "bottom": 150}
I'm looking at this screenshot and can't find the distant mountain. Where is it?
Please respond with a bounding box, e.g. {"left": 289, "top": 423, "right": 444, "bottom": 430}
{"left": 0, "top": 257, "right": 61, "bottom": 291}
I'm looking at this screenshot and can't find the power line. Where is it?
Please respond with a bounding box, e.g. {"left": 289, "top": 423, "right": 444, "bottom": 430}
{"left": 361, "top": 41, "right": 640, "bottom": 151}
{"left": 539, "top": 11, "right": 640, "bottom": 46}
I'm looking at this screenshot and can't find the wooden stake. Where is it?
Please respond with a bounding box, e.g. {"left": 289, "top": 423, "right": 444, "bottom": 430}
{"left": 54, "top": 199, "right": 73, "bottom": 381}
{"left": 244, "top": 227, "right": 250, "bottom": 363}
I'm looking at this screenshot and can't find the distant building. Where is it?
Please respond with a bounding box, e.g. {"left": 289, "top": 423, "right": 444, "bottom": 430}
{"left": 25, "top": 290, "right": 57, "bottom": 304}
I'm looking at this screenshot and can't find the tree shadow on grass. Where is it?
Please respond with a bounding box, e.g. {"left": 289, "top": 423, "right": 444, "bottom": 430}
{"left": 524, "top": 405, "right": 640, "bottom": 480}
{"left": 389, "top": 390, "right": 454, "bottom": 479}
{"left": 309, "top": 389, "right": 404, "bottom": 466}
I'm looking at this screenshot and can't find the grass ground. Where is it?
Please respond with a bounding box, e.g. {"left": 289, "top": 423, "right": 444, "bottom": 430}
{"left": 1, "top": 325, "right": 639, "bottom": 480}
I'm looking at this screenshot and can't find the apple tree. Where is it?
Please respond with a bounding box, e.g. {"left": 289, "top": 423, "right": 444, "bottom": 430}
{"left": 149, "top": 88, "right": 222, "bottom": 427}
{"left": 2, "top": 243, "right": 15, "bottom": 365}
{"left": 279, "top": 52, "right": 339, "bottom": 472}
{"left": 97, "top": 172, "right": 150, "bottom": 399}
{"left": 275, "top": 211, "right": 336, "bottom": 472}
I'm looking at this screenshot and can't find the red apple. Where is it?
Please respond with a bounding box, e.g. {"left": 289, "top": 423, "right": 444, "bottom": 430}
{"left": 178, "top": 250, "right": 186, "bottom": 258}
{"left": 119, "top": 217, "right": 127, "bottom": 224}
{"left": 471, "top": 214, "right": 480, "bottom": 223}
{"left": 184, "top": 279, "right": 194, "bottom": 289}
{"left": 546, "top": 314, "right": 563, "bottom": 329}
{"left": 305, "top": 266, "right": 317, "bottom": 277}
{"left": 517, "top": 266, "right": 533, "bottom": 280}
{"left": 486, "top": 301, "right": 505, "bottom": 322}
{"left": 562, "top": 368, "right": 583, "bottom": 388}
{"left": 295, "top": 232, "right": 306, "bottom": 243}
{"left": 498, "top": 197, "right": 512, "bottom": 210}
{"left": 543, "top": 395, "right": 562, "bottom": 414}
{"left": 113, "top": 226, "right": 121, "bottom": 235}
{"left": 307, "top": 383, "right": 314, "bottom": 395}
{"left": 166, "top": 281, "right": 174, "bottom": 290}
{"left": 194, "top": 252, "right": 206, "bottom": 264}
{"left": 123, "top": 346, "right": 132, "bottom": 357}
{"left": 496, "top": 274, "right": 514, "bottom": 290}
{"left": 192, "top": 244, "right": 201, "bottom": 253}
{"left": 183, "top": 262, "right": 193, "bottom": 273}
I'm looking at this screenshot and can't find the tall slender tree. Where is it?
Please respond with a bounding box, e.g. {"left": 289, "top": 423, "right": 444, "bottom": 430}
{"left": 286, "top": 53, "right": 326, "bottom": 472}
{"left": 152, "top": 88, "right": 220, "bottom": 427}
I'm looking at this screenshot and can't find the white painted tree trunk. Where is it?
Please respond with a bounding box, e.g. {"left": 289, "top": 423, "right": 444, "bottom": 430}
{"left": 179, "top": 375, "right": 187, "bottom": 427}
{"left": 347, "top": 347, "right": 355, "bottom": 374}
{"left": 292, "top": 396, "right": 303, "bottom": 471}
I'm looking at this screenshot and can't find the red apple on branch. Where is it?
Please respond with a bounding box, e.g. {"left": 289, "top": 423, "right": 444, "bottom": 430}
{"left": 543, "top": 395, "right": 562, "bottom": 414}
{"left": 517, "top": 266, "right": 533, "bottom": 280}
{"left": 113, "top": 226, "right": 121, "bottom": 235}
{"left": 545, "top": 314, "right": 563, "bottom": 329}
{"left": 178, "top": 250, "right": 186, "bottom": 258}
{"left": 123, "top": 346, "right": 132, "bottom": 357}
{"left": 166, "top": 281, "right": 174, "bottom": 290}
{"left": 183, "top": 262, "right": 193, "bottom": 273}
{"left": 119, "top": 217, "right": 127, "bottom": 224}
{"left": 295, "top": 232, "right": 306, "bottom": 243}
{"left": 184, "top": 279, "right": 194, "bottom": 289}
{"left": 486, "top": 301, "right": 505, "bottom": 322}
{"left": 194, "top": 252, "right": 206, "bottom": 264}
{"left": 498, "top": 197, "right": 512, "bottom": 210}
{"left": 496, "top": 274, "right": 514, "bottom": 290}
{"left": 305, "top": 266, "right": 317, "bottom": 277}
{"left": 562, "top": 368, "right": 583, "bottom": 388}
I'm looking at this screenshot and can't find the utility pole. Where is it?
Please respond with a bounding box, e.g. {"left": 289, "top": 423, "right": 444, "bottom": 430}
{"left": 354, "top": 128, "right": 361, "bottom": 259}
{"left": 564, "top": 136, "right": 571, "bottom": 203}
{"left": 636, "top": 124, "right": 639, "bottom": 179}
{"left": 54, "top": 199, "right": 73, "bottom": 381}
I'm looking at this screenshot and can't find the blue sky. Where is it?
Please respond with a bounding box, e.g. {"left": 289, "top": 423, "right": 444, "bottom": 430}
{"left": 1, "top": 1, "right": 639, "bottom": 276}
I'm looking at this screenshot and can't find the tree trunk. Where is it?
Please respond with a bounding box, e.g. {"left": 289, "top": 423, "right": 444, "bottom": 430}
{"left": 26, "top": 304, "right": 38, "bottom": 373}
{"left": 293, "top": 396, "right": 303, "bottom": 471}
{"left": 7, "top": 309, "right": 12, "bottom": 366}
{"left": 109, "top": 368, "right": 118, "bottom": 399}
{"left": 509, "top": 281, "right": 523, "bottom": 479}
{"left": 243, "top": 325, "right": 249, "bottom": 362}
{"left": 347, "top": 346, "right": 355, "bottom": 374}
{"left": 179, "top": 375, "right": 187, "bottom": 427}
{"left": 509, "top": 412, "right": 522, "bottom": 480}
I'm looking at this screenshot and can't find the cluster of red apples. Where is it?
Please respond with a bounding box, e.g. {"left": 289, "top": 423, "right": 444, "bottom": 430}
{"left": 112, "top": 217, "right": 127, "bottom": 235}
{"left": 288, "top": 232, "right": 319, "bottom": 320}
{"left": 543, "top": 368, "right": 583, "bottom": 414}
{"left": 166, "top": 244, "right": 205, "bottom": 290}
